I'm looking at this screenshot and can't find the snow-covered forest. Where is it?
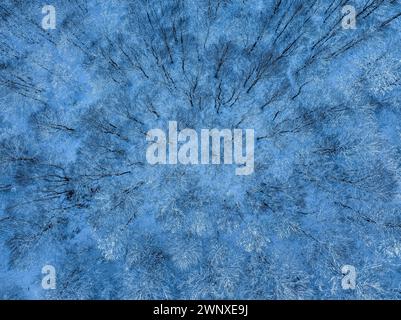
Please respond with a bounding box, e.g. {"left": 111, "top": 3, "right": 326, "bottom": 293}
{"left": 0, "top": 0, "right": 401, "bottom": 299}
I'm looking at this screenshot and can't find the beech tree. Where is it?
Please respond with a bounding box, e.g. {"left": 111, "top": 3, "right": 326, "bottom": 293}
{"left": 1, "top": 0, "right": 401, "bottom": 299}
